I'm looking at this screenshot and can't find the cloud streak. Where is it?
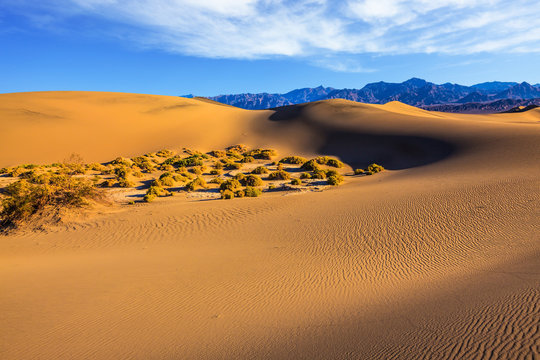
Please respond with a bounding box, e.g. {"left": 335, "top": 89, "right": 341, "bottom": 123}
{"left": 6, "top": 0, "right": 540, "bottom": 66}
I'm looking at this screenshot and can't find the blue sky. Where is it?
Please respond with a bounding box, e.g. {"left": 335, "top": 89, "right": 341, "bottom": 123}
{"left": 1, "top": 0, "right": 539, "bottom": 96}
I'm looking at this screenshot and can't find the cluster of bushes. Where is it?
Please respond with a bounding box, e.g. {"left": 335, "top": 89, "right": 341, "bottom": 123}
{"left": 220, "top": 186, "right": 262, "bottom": 199}
{"left": 185, "top": 177, "right": 207, "bottom": 191}
{"left": 326, "top": 170, "right": 344, "bottom": 185}
{"left": 354, "top": 163, "right": 385, "bottom": 176}
{"left": 0, "top": 175, "right": 102, "bottom": 228}
{"left": 279, "top": 156, "right": 307, "bottom": 164}
{"left": 243, "top": 148, "right": 276, "bottom": 160}
{"left": 268, "top": 170, "right": 290, "bottom": 180}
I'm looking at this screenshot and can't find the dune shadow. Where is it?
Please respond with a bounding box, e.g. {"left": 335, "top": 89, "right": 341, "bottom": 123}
{"left": 268, "top": 104, "right": 456, "bottom": 170}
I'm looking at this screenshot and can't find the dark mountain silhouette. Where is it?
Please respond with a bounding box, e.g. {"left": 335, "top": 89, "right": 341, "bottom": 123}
{"left": 205, "top": 78, "right": 540, "bottom": 113}
{"left": 423, "top": 98, "right": 540, "bottom": 114}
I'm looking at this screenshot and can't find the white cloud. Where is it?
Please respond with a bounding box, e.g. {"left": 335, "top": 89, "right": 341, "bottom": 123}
{"left": 7, "top": 0, "right": 540, "bottom": 66}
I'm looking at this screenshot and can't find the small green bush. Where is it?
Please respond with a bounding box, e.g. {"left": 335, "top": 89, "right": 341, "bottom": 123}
{"left": 221, "top": 189, "right": 234, "bottom": 199}
{"left": 243, "top": 148, "right": 276, "bottom": 160}
{"left": 268, "top": 170, "right": 290, "bottom": 180}
{"left": 312, "top": 156, "right": 344, "bottom": 168}
{"left": 311, "top": 169, "right": 327, "bottom": 179}
{"left": 214, "top": 161, "right": 224, "bottom": 170}
{"left": 186, "top": 177, "right": 207, "bottom": 191}
{"left": 279, "top": 156, "right": 307, "bottom": 164}
{"left": 244, "top": 186, "right": 262, "bottom": 197}
{"left": 327, "top": 174, "right": 344, "bottom": 186}
{"left": 209, "top": 150, "right": 227, "bottom": 158}
{"left": 224, "top": 162, "right": 242, "bottom": 170}
{"left": 251, "top": 166, "right": 269, "bottom": 174}
{"left": 300, "top": 172, "right": 311, "bottom": 179}
{"left": 235, "top": 189, "right": 245, "bottom": 198}
{"left": 291, "top": 178, "right": 301, "bottom": 185}
{"left": 367, "top": 163, "right": 385, "bottom": 173}
{"left": 209, "top": 177, "right": 224, "bottom": 184}
{"left": 241, "top": 156, "right": 255, "bottom": 163}
{"left": 220, "top": 179, "right": 242, "bottom": 191}
{"left": 242, "top": 174, "right": 264, "bottom": 187}
{"left": 156, "top": 149, "right": 173, "bottom": 158}
{"left": 233, "top": 173, "right": 246, "bottom": 181}
{"left": 143, "top": 193, "right": 156, "bottom": 202}
{"left": 301, "top": 159, "right": 320, "bottom": 171}
{"left": 354, "top": 168, "right": 365, "bottom": 175}
{"left": 0, "top": 175, "right": 102, "bottom": 227}
{"left": 0, "top": 167, "right": 9, "bottom": 174}
{"left": 159, "top": 175, "right": 175, "bottom": 187}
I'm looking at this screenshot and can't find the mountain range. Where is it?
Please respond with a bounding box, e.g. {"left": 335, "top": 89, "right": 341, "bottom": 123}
{"left": 205, "top": 78, "right": 540, "bottom": 113}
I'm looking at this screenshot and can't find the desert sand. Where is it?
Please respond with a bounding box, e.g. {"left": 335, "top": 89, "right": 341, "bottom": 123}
{"left": 0, "top": 91, "right": 539, "bottom": 359}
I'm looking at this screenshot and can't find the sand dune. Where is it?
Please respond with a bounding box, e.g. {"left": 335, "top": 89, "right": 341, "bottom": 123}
{"left": 0, "top": 91, "right": 539, "bottom": 359}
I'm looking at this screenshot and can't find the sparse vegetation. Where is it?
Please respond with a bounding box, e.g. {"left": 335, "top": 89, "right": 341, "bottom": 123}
{"left": 291, "top": 178, "right": 301, "bottom": 185}
{"left": 0, "top": 175, "right": 102, "bottom": 228}
{"left": 268, "top": 170, "right": 290, "bottom": 180}
{"left": 185, "top": 177, "right": 207, "bottom": 191}
{"left": 251, "top": 166, "right": 268, "bottom": 174}
{"left": 244, "top": 186, "right": 262, "bottom": 197}
{"left": 241, "top": 174, "right": 264, "bottom": 187}
{"left": 221, "top": 189, "right": 234, "bottom": 199}
{"left": 279, "top": 156, "right": 307, "bottom": 164}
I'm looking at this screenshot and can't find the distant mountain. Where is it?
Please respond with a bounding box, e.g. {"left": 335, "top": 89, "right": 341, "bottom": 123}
{"left": 471, "top": 81, "right": 517, "bottom": 94}
{"left": 422, "top": 98, "right": 540, "bottom": 114}
{"left": 205, "top": 78, "right": 540, "bottom": 113}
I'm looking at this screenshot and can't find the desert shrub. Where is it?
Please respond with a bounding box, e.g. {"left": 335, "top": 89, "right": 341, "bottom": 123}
{"left": 241, "top": 156, "right": 255, "bottom": 163}
{"left": 117, "top": 178, "right": 135, "bottom": 188}
{"left": 244, "top": 186, "right": 262, "bottom": 197}
{"left": 159, "top": 173, "right": 176, "bottom": 187}
{"left": 233, "top": 173, "right": 246, "bottom": 181}
{"left": 178, "top": 171, "right": 193, "bottom": 180}
{"left": 268, "top": 184, "right": 277, "bottom": 190}
{"left": 311, "top": 169, "right": 327, "bottom": 179}
{"left": 162, "top": 154, "right": 204, "bottom": 168}
{"left": 159, "top": 164, "right": 175, "bottom": 172}
{"left": 0, "top": 167, "right": 8, "bottom": 174}
{"left": 210, "top": 169, "right": 222, "bottom": 175}
{"left": 300, "top": 172, "right": 311, "bottom": 179}
{"left": 243, "top": 148, "right": 276, "bottom": 160}
{"left": 29, "top": 173, "right": 51, "bottom": 184}
{"left": 327, "top": 173, "right": 344, "bottom": 186}
{"left": 143, "top": 193, "right": 156, "bottom": 203}
{"left": 185, "top": 177, "right": 207, "bottom": 191}
{"left": 312, "top": 156, "right": 344, "bottom": 168}
{"left": 365, "top": 170, "right": 374, "bottom": 175}
{"left": 189, "top": 166, "right": 203, "bottom": 175}
{"left": 301, "top": 159, "right": 320, "bottom": 171}
{"left": 114, "top": 166, "right": 131, "bottom": 179}
{"left": 87, "top": 163, "right": 105, "bottom": 172}
{"left": 268, "top": 170, "right": 290, "bottom": 180}
{"left": 279, "top": 156, "right": 307, "bottom": 164}
{"left": 251, "top": 166, "right": 268, "bottom": 174}
{"left": 367, "top": 163, "right": 385, "bottom": 173}
{"left": 326, "top": 170, "right": 339, "bottom": 178}
{"left": 0, "top": 175, "right": 101, "bottom": 228}
{"left": 242, "top": 174, "right": 264, "bottom": 187}
{"left": 209, "top": 177, "right": 224, "bottom": 184}
{"left": 235, "top": 189, "right": 245, "bottom": 198}
{"left": 277, "top": 163, "right": 284, "bottom": 171}
{"left": 110, "top": 157, "right": 133, "bottom": 167}
{"left": 131, "top": 156, "right": 155, "bottom": 173}
{"left": 221, "top": 189, "right": 234, "bottom": 200}
{"left": 291, "top": 178, "right": 301, "bottom": 185}
{"left": 354, "top": 168, "right": 365, "bottom": 175}
{"left": 19, "top": 170, "right": 37, "bottom": 179}
{"left": 209, "top": 150, "right": 227, "bottom": 158}
{"left": 156, "top": 149, "right": 173, "bottom": 158}
{"left": 99, "top": 179, "right": 116, "bottom": 188}
{"left": 220, "top": 179, "right": 242, "bottom": 191}
{"left": 227, "top": 144, "right": 248, "bottom": 153}
{"left": 224, "top": 161, "right": 242, "bottom": 170}
{"left": 226, "top": 150, "right": 244, "bottom": 159}
{"left": 214, "top": 161, "right": 224, "bottom": 170}
{"left": 132, "top": 170, "right": 143, "bottom": 178}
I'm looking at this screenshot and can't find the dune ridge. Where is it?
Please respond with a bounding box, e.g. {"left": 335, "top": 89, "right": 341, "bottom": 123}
{"left": 0, "top": 91, "right": 538, "bottom": 359}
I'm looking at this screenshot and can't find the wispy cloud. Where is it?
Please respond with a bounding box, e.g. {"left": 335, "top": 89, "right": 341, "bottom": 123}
{"left": 5, "top": 0, "right": 540, "bottom": 67}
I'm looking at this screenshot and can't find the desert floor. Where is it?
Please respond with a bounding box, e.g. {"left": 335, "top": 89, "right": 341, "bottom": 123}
{"left": 1, "top": 92, "right": 539, "bottom": 359}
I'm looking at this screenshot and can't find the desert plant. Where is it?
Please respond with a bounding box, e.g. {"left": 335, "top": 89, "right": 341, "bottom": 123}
{"left": 354, "top": 168, "right": 365, "bottom": 175}
{"left": 243, "top": 148, "right": 276, "bottom": 160}
{"left": 220, "top": 179, "right": 242, "bottom": 191}
{"left": 143, "top": 193, "right": 156, "bottom": 202}
{"left": 242, "top": 174, "right": 264, "bottom": 187}
{"left": 235, "top": 189, "right": 245, "bottom": 198}
{"left": 311, "top": 169, "right": 327, "bottom": 179}
{"left": 326, "top": 173, "right": 344, "bottom": 186}
{"left": 244, "top": 186, "right": 262, "bottom": 197}
{"left": 300, "top": 172, "right": 311, "bottom": 179}
{"left": 209, "top": 150, "right": 227, "bottom": 158}
{"left": 209, "top": 177, "right": 224, "bottom": 184}
{"left": 159, "top": 173, "right": 176, "bottom": 187}
{"left": 251, "top": 166, "right": 269, "bottom": 174}
{"left": 301, "top": 159, "right": 320, "bottom": 171}
{"left": 224, "top": 161, "right": 242, "bottom": 170}
{"left": 279, "top": 156, "right": 307, "bottom": 164}
{"left": 312, "top": 156, "right": 344, "bottom": 168}
{"left": 189, "top": 166, "right": 203, "bottom": 175}
{"left": 241, "top": 156, "right": 255, "bottom": 163}
{"left": 221, "top": 189, "right": 234, "bottom": 199}
{"left": 291, "top": 178, "right": 301, "bottom": 185}
{"left": 268, "top": 170, "right": 290, "bottom": 180}
{"left": 367, "top": 163, "right": 385, "bottom": 173}
{"left": 233, "top": 173, "right": 246, "bottom": 181}
{"left": 210, "top": 169, "right": 222, "bottom": 175}
{"left": 0, "top": 175, "right": 102, "bottom": 228}
{"left": 214, "top": 161, "right": 224, "bottom": 170}
{"left": 156, "top": 149, "right": 173, "bottom": 158}
{"left": 185, "top": 177, "right": 207, "bottom": 191}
